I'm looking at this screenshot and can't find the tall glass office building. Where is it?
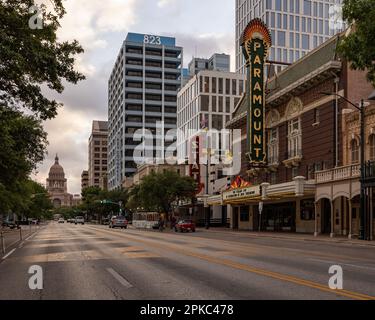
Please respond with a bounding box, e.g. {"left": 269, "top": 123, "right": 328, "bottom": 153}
{"left": 107, "top": 33, "right": 183, "bottom": 190}
{"left": 235, "top": 0, "right": 345, "bottom": 74}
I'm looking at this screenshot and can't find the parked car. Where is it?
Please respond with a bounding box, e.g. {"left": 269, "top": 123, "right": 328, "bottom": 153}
{"left": 1, "top": 220, "right": 20, "bottom": 229}
{"left": 102, "top": 218, "right": 110, "bottom": 225}
{"left": 75, "top": 216, "right": 85, "bottom": 225}
{"left": 109, "top": 216, "right": 128, "bottom": 229}
{"left": 58, "top": 218, "right": 65, "bottom": 224}
{"left": 174, "top": 220, "right": 196, "bottom": 233}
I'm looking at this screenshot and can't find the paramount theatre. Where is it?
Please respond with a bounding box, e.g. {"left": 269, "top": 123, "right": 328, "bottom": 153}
{"left": 206, "top": 19, "right": 375, "bottom": 239}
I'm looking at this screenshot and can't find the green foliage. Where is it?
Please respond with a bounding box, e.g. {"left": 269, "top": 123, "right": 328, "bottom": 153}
{"left": 127, "top": 171, "right": 197, "bottom": 215}
{"left": 0, "top": 0, "right": 85, "bottom": 120}
{"left": 338, "top": 0, "right": 375, "bottom": 86}
{"left": 0, "top": 1, "right": 84, "bottom": 217}
{"left": 80, "top": 187, "right": 129, "bottom": 221}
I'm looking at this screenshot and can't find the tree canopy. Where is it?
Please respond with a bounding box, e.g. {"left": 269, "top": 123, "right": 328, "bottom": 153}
{"left": 0, "top": 1, "right": 84, "bottom": 217}
{"left": 127, "top": 171, "right": 197, "bottom": 216}
{"left": 338, "top": 0, "right": 375, "bottom": 86}
{"left": 0, "top": 0, "right": 85, "bottom": 119}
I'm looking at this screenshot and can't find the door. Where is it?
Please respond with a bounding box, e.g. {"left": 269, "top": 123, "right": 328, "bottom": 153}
{"left": 321, "top": 199, "right": 331, "bottom": 234}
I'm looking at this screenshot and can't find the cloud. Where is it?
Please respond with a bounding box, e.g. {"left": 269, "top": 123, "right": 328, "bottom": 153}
{"left": 32, "top": 107, "right": 95, "bottom": 195}
{"left": 175, "top": 33, "right": 235, "bottom": 71}
{"left": 158, "top": 0, "right": 175, "bottom": 8}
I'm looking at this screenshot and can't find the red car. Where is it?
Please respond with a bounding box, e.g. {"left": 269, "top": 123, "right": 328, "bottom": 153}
{"left": 174, "top": 220, "right": 196, "bottom": 233}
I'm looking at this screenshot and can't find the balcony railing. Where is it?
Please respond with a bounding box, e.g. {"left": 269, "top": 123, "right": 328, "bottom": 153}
{"left": 316, "top": 164, "right": 360, "bottom": 184}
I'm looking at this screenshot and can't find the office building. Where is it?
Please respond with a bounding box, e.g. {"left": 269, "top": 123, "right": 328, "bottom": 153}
{"left": 188, "top": 53, "right": 230, "bottom": 76}
{"left": 235, "top": 0, "right": 345, "bottom": 73}
{"left": 108, "top": 33, "right": 183, "bottom": 190}
{"left": 177, "top": 64, "right": 246, "bottom": 224}
{"left": 81, "top": 170, "right": 89, "bottom": 191}
{"left": 88, "top": 121, "right": 108, "bottom": 189}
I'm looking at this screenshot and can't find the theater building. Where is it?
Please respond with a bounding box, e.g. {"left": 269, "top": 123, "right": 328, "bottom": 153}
{"left": 210, "top": 31, "right": 375, "bottom": 237}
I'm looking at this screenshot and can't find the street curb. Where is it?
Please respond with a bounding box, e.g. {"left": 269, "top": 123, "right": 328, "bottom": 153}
{"left": 197, "top": 228, "right": 375, "bottom": 247}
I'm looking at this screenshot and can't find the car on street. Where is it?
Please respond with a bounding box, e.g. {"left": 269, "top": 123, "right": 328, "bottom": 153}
{"left": 109, "top": 216, "right": 128, "bottom": 229}
{"left": 74, "top": 216, "right": 85, "bottom": 225}
{"left": 174, "top": 220, "right": 196, "bottom": 233}
{"left": 1, "top": 220, "right": 20, "bottom": 229}
{"left": 58, "top": 218, "right": 65, "bottom": 224}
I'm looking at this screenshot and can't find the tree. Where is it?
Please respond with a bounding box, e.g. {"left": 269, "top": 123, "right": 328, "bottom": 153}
{"left": 128, "top": 171, "right": 197, "bottom": 219}
{"left": 337, "top": 0, "right": 375, "bottom": 86}
{"left": 0, "top": 0, "right": 85, "bottom": 120}
{"left": 23, "top": 180, "right": 52, "bottom": 220}
{"left": 0, "top": 1, "right": 84, "bottom": 216}
{"left": 0, "top": 108, "right": 47, "bottom": 215}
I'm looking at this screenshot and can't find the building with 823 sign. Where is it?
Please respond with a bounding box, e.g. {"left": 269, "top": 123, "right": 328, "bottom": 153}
{"left": 107, "top": 33, "right": 183, "bottom": 190}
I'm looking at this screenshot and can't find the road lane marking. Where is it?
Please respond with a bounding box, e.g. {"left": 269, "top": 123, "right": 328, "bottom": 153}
{"left": 2, "top": 248, "right": 16, "bottom": 260}
{"left": 88, "top": 226, "right": 375, "bottom": 301}
{"left": 107, "top": 268, "right": 133, "bottom": 289}
{"left": 309, "top": 258, "right": 375, "bottom": 272}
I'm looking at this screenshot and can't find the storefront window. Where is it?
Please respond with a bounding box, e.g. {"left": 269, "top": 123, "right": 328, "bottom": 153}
{"left": 300, "top": 199, "right": 315, "bottom": 221}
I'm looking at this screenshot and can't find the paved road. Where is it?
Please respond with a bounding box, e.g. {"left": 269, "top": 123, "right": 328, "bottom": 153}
{"left": 0, "top": 222, "right": 374, "bottom": 300}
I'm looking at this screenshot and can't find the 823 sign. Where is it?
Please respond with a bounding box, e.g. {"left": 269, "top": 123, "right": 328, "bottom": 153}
{"left": 144, "top": 35, "right": 161, "bottom": 45}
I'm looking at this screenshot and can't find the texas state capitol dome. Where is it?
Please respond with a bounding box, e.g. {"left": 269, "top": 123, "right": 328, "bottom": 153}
{"left": 46, "top": 154, "right": 73, "bottom": 208}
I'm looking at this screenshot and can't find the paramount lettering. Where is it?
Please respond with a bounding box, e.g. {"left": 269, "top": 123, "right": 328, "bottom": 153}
{"left": 242, "top": 19, "right": 271, "bottom": 166}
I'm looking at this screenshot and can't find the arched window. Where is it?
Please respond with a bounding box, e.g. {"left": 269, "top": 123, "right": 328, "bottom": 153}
{"left": 369, "top": 135, "right": 375, "bottom": 161}
{"left": 351, "top": 139, "right": 359, "bottom": 164}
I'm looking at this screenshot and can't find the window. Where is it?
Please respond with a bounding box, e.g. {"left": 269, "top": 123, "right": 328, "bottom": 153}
{"left": 351, "top": 139, "right": 359, "bottom": 164}
{"left": 232, "top": 79, "right": 237, "bottom": 95}
{"left": 302, "top": 34, "right": 310, "bottom": 50}
{"left": 218, "top": 78, "right": 223, "bottom": 94}
{"left": 288, "top": 118, "right": 302, "bottom": 158}
{"left": 201, "top": 95, "right": 209, "bottom": 112}
{"left": 268, "top": 127, "right": 279, "bottom": 164}
{"left": 304, "top": 0, "right": 311, "bottom": 15}
{"left": 218, "top": 97, "right": 223, "bottom": 112}
{"left": 278, "top": 31, "right": 286, "bottom": 46}
{"left": 226, "top": 97, "right": 231, "bottom": 113}
{"left": 212, "top": 77, "right": 217, "bottom": 94}
{"left": 225, "top": 79, "right": 230, "bottom": 95}
{"left": 212, "top": 96, "right": 217, "bottom": 112}
{"left": 313, "top": 108, "right": 320, "bottom": 124}
{"left": 276, "top": 0, "right": 281, "bottom": 11}
{"left": 239, "top": 80, "right": 244, "bottom": 95}
{"left": 204, "top": 77, "right": 209, "bottom": 93}
{"left": 370, "top": 135, "right": 375, "bottom": 161}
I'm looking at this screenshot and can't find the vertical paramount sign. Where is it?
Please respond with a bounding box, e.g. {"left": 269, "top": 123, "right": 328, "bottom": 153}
{"left": 241, "top": 19, "right": 272, "bottom": 166}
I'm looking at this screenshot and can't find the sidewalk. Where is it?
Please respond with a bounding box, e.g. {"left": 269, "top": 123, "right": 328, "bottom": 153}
{"left": 197, "top": 227, "right": 375, "bottom": 247}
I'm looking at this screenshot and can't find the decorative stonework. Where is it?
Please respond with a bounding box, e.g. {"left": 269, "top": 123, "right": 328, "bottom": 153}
{"left": 285, "top": 97, "right": 303, "bottom": 120}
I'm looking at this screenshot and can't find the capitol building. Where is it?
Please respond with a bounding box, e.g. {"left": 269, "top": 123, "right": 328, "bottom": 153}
{"left": 46, "top": 155, "right": 80, "bottom": 208}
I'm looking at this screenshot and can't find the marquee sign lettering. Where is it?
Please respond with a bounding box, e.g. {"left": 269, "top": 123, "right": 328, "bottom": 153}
{"left": 241, "top": 19, "right": 272, "bottom": 166}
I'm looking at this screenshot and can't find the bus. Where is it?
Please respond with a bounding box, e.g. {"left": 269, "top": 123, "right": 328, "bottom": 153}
{"left": 132, "top": 212, "right": 161, "bottom": 230}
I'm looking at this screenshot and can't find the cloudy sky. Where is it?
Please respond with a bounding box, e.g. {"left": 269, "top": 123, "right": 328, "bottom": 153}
{"left": 32, "top": 0, "right": 235, "bottom": 195}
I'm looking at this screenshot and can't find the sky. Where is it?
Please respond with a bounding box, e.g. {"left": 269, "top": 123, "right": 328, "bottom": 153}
{"left": 32, "top": 0, "right": 236, "bottom": 195}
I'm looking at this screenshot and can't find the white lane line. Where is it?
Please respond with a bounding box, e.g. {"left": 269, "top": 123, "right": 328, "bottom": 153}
{"left": 2, "top": 248, "right": 16, "bottom": 260}
{"left": 106, "top": 268, "right": 133, "bottom": 289}
{"left": 18, "top": 241, "right": 25, "bottom": 249}
{"left": 309, "top": 258, "right": 375, "bottom": 271}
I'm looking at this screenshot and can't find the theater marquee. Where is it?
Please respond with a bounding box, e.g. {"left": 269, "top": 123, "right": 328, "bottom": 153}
{"left": 241, "top": 19, "right": 272, "bottom": 166}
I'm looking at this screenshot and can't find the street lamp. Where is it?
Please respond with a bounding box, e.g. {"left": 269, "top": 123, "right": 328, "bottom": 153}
{"left": 320, "top": 92, "right": 370, "bottom": 240}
